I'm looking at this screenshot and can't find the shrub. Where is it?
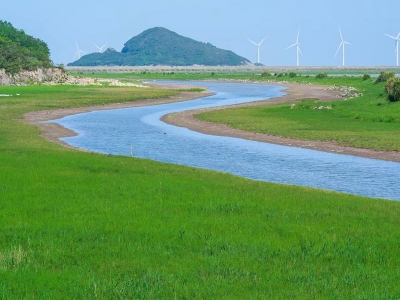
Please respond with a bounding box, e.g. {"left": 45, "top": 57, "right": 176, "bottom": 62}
{"left": 261, "top": 71, "right": 271, "bottom": 77}
{"left": 277, "top": 73, "right": 284, "bottom": 78}
{"left": 385, "top": 77, "right": 400, "bottom": 102}
{"left": 362, "top": 74, "right": 371, "bottom": 81}
{"left": 315, "top": 72, "right": 327, "bottom": 79}
{"left": 375, "top": 71, "right": 395, "bottom": 84}
{"left": 288, "top": 72, "right": 297, "bottom": 78}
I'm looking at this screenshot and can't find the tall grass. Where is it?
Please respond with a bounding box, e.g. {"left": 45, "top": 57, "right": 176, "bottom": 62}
{"left": 1, "top": 80, "right": 400, "bottom": 299}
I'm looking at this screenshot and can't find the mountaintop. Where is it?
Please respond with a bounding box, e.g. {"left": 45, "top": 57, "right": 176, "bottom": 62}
{"left": 68, "top": 27, "right": 251, "bottom": 67}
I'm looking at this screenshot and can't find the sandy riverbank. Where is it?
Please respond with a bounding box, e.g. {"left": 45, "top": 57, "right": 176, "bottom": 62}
{"left": 162, "top": 82, "right": 400, "bottom": 162}
{"left": 24, "top": 89, "right": 214, "bottom": 150}
{"left": 24, "top": 82, "right": 400, "bottom": 162}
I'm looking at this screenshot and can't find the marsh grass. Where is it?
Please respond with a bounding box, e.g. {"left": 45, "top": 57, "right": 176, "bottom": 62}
{"left": 1, "top": 78, "right": 400, "bottom": 299}
{"left": 194, "top": 74, "right": 400, "bottom": 150}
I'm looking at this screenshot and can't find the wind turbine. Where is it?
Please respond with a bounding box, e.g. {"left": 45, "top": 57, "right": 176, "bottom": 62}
{"left": 93, "top": 42, "right": 107, "bottom": 52}
{"left": 384, "top": 32, "right": 400, "bottom": 66}
{"left": 248, "top": 36, "right": 267, "bottom": 64}
{"left": 335, "top": 26, "right": 350, "bottom": 67}
{"left": 73, "top": 41, "right": 85, "bottom": 60}
{"left": 286, "top": 29, "right": 302, "bottom": 66}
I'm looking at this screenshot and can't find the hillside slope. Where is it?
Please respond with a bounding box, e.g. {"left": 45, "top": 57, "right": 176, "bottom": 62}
{"left": 0, "top": 20, "right": 53, "bottom": 73}
{"left": 68, "top": 27, "right": 251, "bottom": 67}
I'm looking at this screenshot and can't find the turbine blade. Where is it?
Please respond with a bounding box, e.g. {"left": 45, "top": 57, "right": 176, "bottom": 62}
{"left": 286, "top": 43, "right": 297, "bottom": 50}
{"left": 298, "top": 46, "right": 303, "bottom": 56}
{"left": 335, "top": 42, "right": 343, "bottom": 58}
{"left": 384, "top": 33, "right": 397, "bottom": 40}
{"left": 101, "top": 43, "right": 107, "bottom": 48}
{"left": 339, "top": 26, "right": 343, "bottom": 41}
{"left": 248, "top": 39, "right": 258, "bottom": 46}
{"left": 397, "top": 33, "right": 400, "bottom": 40}
{"left": 297, "top": 29, "right": 300, "bottom": 43}
{"left": 259, "top": 36, "right": 267, "bottom": 45}
{"left": 93, "top": 43, "right": 100, "bottom": 49}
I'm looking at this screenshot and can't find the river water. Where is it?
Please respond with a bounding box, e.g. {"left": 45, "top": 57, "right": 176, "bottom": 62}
{"left": 50, "top": 81, "right": 400, "bottom": 201}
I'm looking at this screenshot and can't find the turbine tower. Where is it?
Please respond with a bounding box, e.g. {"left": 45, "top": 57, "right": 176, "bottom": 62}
{"left": 286, "top": 29, "right": 302, "bottom": 66}
{"left": 73, "top": 41, "right": 85, "bottom": 60}
{"left": 248, "top": 37, "right": 267, "bottom": 64}
{"left": 384, "top": 32, "right": 400, "bottom": 66}
{"left": 335, "top": 26, "right": 350, "bottom": 67}
{"left": 93, "top": 42, "right": 107, "bottom": 53}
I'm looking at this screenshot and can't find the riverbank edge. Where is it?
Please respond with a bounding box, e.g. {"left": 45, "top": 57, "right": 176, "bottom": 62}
{"left": 23, "top": 81, "right": 400, "bottom": 162}
{"left": 23, "top": 90, "right": 215, "bottom": 151}
{"left": 162, "top": 82, "right": 400, "bottom": 163}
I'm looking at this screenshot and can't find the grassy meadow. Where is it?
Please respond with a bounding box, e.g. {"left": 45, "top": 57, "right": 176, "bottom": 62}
{"left": 195, "top": 74, "right": 400, "bottom": 151}
{"left": 1, "top": 76, "right": 400, "bottom": 299}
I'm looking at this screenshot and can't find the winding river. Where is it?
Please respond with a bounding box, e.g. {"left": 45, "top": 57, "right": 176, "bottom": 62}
{"left": 51, "top": 81, "right": 400, "bottom": 201}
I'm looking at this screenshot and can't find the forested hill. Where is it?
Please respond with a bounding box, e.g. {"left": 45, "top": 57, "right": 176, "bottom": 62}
{"left": 68, "top": 27, "right": 251, "bottom": 66}
{"left": 0, "top": 20, "right": 53, "bottom": 74}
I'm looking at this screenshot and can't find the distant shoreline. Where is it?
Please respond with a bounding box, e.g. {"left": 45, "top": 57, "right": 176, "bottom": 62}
{"left": 66, "top": 65, "right": 400, "bottom": 73}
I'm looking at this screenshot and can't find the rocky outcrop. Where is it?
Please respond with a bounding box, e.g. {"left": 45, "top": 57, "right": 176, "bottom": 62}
{"left": 0, "top": 68, "right": 68, "bottom": 85}
{"left": 0, "top": 68, "right": 147, "bottom": 87}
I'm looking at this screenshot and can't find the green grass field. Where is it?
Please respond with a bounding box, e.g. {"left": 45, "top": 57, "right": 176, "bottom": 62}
{"left": 193, "top": 74, "right": 400, "bottom": 151}
{"left": 1, "top": 77, "right": 400, "bottom": 299}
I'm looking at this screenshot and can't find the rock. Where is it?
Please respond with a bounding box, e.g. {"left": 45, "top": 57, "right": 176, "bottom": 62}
{"left": 0, "top": 68, "right": 148, "bottom": 87}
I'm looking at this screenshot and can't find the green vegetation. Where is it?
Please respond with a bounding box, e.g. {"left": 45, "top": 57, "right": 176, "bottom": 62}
{"left": 68, "top": 27, "right": 250, "bottom": 67}
{"left": 375, "top": 71, "right": 395, "bottom": 84}
{"left": 363, "top": 73, "right": 371, "bottom": 81}
{"left": 194, "top": 73, "right": 400, "bottom": 151}
{"left": 385, "top": 77, "right": 400, "bottom": 102}
{"left": 0, "top": 20, "right": 53, "bottom": 73}
{"left": 1, "top": 75, "right": 400, "bottom": 298}
{"left": 315, "top": 72, "right": 328, "bottom": 79}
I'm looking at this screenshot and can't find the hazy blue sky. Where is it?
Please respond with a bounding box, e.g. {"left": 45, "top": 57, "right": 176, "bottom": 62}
{"left": 2, "top": 0, "right": 400, "bottom": 66}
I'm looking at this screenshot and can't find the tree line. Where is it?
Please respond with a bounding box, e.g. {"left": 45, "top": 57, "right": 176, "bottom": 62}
{"left": 0, "top": 20, "right": 53, "bottom": 74}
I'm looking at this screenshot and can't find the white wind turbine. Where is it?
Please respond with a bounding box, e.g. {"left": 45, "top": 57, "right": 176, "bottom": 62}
{"left": 73, "top": 41, "right": 85, "bottom": 60}
{"left": 286, "top": 29, "right": 302, "bottom": 66}
{"left": 248, "top": 36, "right": 267, "bottom": 64}
{"left": 383, "top": 32, "right": 400, "bottom": 66}
{"left": 93, "top": 42, "right": 107, "bottom": 52}
{"left": 335, "top": 26, "right": 350, "bottom": 67}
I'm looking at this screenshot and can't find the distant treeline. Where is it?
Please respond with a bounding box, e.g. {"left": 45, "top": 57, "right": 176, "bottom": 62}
{"left": 0, "top": 20, "right": 53, "bottom": 74}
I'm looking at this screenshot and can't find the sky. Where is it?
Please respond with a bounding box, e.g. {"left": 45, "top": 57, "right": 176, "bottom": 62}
{"left": 2, "top": 0, "right": 400, "bottom": 67}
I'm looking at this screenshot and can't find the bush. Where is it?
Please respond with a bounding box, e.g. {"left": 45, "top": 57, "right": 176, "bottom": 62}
{"left": 260, "top": 71, "right": 269, "bottom": 77}
{"left": 362, "top": 74, "right": 371, "bottom": 81}
{"left": 277, "top": 73, "right": 284, "bottom": 78}
{"left": 261, "top": 71, "right": 271, "bottom": 77}
{"left": 375, "top": 71, "right": 395, "bottom": 84}
{"left": 288, "top": 72, "right": 297, "bottom": 78}
{"left": 315, "top": 72, "right": 327, "bottom": 79}
{"left": 385, "top": 77, "right": 400, "bottom": 102}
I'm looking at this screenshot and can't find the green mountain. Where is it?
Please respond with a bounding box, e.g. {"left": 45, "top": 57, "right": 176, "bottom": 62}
{"left": 0, "top": 20, "right": 53, "bottom": 74}
{"left": 68, "top": 27, "right": 251, "bottom": 66}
